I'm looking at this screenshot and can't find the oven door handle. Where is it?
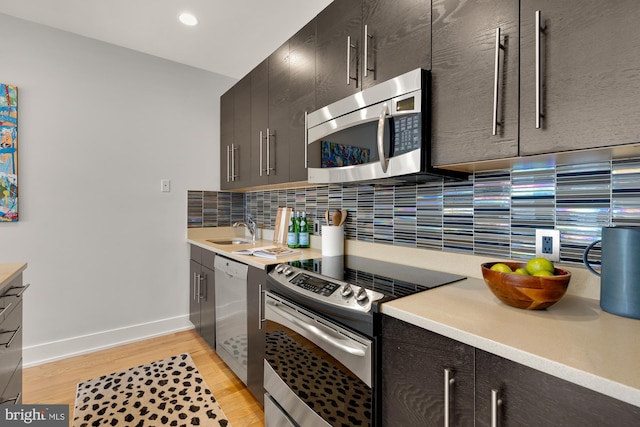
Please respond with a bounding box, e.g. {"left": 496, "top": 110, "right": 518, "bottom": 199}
{"left": 267, "top": 299, "right": 367, "bottom": 357}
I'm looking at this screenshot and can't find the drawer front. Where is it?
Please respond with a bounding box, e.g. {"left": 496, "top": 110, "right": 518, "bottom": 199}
{"left": 201, "top": 249, "right": 215, "bottom": 270}
{"left": 1, "top": 274, "right": 27, "bottom": 322}
{"left": 0, "top": 361, "right": 22, "bottom": 405}
{"left": 190, "top": 245, "right": 203, "bottom": 263}
{"left": 0, "top": 301, "right": 22, "bottom": 395}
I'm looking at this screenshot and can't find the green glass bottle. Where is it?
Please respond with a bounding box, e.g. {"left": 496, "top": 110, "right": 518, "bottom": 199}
{"left": 287, "top": 212, "right": 299, "bottom": 248}
{"left": 298, "top": 212, "right": 310, "bottom": 248}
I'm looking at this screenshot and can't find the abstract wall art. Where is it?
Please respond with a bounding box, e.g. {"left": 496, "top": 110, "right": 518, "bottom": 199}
{"left": 0, "top": 83, "right": 18, "bottom": 222}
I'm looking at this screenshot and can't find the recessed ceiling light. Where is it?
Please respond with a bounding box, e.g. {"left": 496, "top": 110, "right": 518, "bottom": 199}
{"left": 179, "top": 12, "right": 198, "bottom": 26}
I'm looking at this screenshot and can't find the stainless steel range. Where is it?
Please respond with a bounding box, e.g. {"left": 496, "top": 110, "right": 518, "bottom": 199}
{"left": 263, "top": 255, "right": 465, "bottom": 427}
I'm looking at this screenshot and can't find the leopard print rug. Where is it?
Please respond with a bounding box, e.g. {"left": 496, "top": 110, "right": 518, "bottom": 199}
{"left": 72, "top": 353, "right": 231, "bottom": 427}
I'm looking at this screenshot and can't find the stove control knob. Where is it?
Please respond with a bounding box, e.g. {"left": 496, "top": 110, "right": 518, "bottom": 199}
{"left": 355, "top": 287, "right": 369, "bottom": 302}
{"left": 274, "top": 264, "right": 285, "bottom": 274}
{"left": 282, "top": 266, "right": 294, "bottom": 276}
{"left": 341, "top": 284, "right": 354, "bottom": 298}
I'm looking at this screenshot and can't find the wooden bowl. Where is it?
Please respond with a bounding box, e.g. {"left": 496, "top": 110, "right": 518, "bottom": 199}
{"left": 481, "top": 262, "right": 571, "bottom": 310}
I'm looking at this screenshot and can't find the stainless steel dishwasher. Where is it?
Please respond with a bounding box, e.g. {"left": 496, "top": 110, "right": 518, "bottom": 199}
{"left": 214, "top": 255, "right": 249, "bottom": 384}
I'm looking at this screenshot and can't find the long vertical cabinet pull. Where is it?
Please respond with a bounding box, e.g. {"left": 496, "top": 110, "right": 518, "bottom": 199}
{"left": 193, "top": 272, "right": 198, "bottom": 301}
{"left": 493, "top": 28, "right": 505, "bottom": 136}
{"left": 491, "top": 389, "right": 502, "bottom": 427}
{"left": 266, "top": 128, "right": 275, "bottom": 176}
{"left": 346, "top": 36, "right": 357, "bottom": 85}
{"left": 364, "top": 25, "right": 374, "bottom": 77}
{"left": 258, "top": 283, "right": 265, "bottom": 330}
{"left": 443, "top": 368, "right": 455, "bottom": 427}
{"left": 226, "top": 146, "right": 231, "bottom": 182}
{"left": 231, "top": 144, "right": 237, "bottom": 181}
{"left": 259, "top": 130, "right": 264, "bottom": 177}
{"left": 304, "top": 111, "right": 309, "bottom": 169}
{"left": 535, "top": 10, "right": 545, "bottom": 129}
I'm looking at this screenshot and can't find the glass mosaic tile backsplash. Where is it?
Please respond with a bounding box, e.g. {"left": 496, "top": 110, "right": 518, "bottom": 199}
{"left": 188, "top": 158, "right": 640, "bottom": 265}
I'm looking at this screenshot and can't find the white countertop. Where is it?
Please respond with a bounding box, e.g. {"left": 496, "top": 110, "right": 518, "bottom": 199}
{"left": 186, "top": 230, "right": 639, "bottom": 407}
{"left": 382, "top": 276, "right": 640, "bottom": 408}
{"left": 187, "top": 228, "right": 322, "bottom": 269}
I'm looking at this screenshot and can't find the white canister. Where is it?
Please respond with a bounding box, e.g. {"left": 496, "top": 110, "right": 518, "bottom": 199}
{"left": 322, "top": 225, "right": 344, "bottom": 256}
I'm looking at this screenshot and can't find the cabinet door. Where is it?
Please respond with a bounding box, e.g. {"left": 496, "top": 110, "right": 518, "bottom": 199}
{"left": 199, "top": 265, "right": 216, "bottom": 349}
{"left": 231, "top": 74, "right": 252, "bottom": 188}
{"left": 250, "top": 60, "right": 269, "bottom": 186}
{"left": 362, "top": 0, "right": 431, "bottom": 90}
{"left": 266, "top": 41, "right": 291, "bottom": 184}
{"left": 475, "top": 350, "right": 640, "bottom": 427}
{"left": 381, "top": 316, "right": 475, "bottom": 427}
{"left": 188, "top": 259, "right": 201, "bottom": 332}
{"left": 316, "top": 0, "right": 363, "bottom": 108}
{"left": 520, "top": 0, "right": 640, "bottom": 155}
{"left": 431, "top": 0, "right": 519, "bottom": 166}
{"left": 219, "top": 89, "right": 234, "bottom": 189}
{"left": 246, "top": 266, "right": 266, "bottom": 405}
{"left": 288, "top": 20, "right": 316, "bottom": 183}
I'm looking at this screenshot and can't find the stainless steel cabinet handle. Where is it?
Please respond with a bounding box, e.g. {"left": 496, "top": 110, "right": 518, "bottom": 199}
{"left": 491, "top": 389, "right": 502, "bottom": 427}
{"left": 266, "top": 128, "right": 275, "bottom": 175}
{"left": 0, "top": 392, "right": 21, "bottom": 405}
{"left": 535, "top": 10, "right": 545, "bottom": 129}
{"left": 7, "top": 283, "right": 30, "bottom": 298}
{"left": 364, "top": 25, "right": 374, "bottom": 77}
{"left": 259, "top": 130, "right": 264, "bottom": 177}
{"left": 346, "top": 36, "right": 357, "bottom": 85}
{"left": 258, "top": 283, "right": 265, "bottom": 330}
{"left": 377, "top": 104, "right": 389, "bottom": 173}
{"left": 193, "top": 272, "right": 198, "bottom": 301}
{"left": 197, "top": 273, "right": 202, "bottom": 303}
{"left": 226, "top": 145, "right": 230, "bottom": 182}
{"left": 231, "top": 143, "right": 237, "bottom": 181}
{"left": 0, "top": 302, "right": 11, "bottom": 318}
{"left": 444, "top": 368, "right": 455, "bottom": 427}
{"left": 200, "top": 273, "right": 206, "bottom": 302}
{"left": 493, "top": 28, "right": 505, "bottom": 136}
{"left": 1, "top": 324, "right": 21, "bottom": 348}
{"left": 304, "top": 111, "right": 309, "bottom": 169}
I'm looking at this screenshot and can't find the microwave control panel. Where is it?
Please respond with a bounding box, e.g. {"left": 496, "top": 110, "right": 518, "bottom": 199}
{"left": 392, "top": 113, "right": 421, "bottom": 155}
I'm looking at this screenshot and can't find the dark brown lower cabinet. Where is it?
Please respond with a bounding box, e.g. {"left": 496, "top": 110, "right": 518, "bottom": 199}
{"left": 189, "top": 245, "right": 216, "bottom": 348}
{"left": 381, "top": 315, "right": 475, "bottom": 427}
{"left": 381, "top": 315, "right": 640, "bottom": 427}
{"left": 475, "top": 350, "right": 640, "bottom": 427}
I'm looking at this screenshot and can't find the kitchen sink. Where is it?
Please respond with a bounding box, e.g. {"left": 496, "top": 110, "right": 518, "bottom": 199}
{"left": 206, "top": 239, "right": 249, "bottom": 245}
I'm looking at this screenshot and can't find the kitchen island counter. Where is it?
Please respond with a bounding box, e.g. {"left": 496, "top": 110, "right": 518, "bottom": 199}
{"left": 381, "top": 275, "right": 640, "bottom": 409}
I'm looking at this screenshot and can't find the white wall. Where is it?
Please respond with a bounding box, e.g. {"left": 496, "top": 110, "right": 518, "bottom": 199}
{"left": 0, "top": 14, "right": 237, "bottom": 365}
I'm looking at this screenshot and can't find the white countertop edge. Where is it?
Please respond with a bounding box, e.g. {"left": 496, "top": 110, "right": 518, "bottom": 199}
{"left": 381, "top": 303, "right": 640, "bottom": 408}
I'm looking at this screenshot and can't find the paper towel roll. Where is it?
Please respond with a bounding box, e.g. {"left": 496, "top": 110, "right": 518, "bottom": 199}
{"left": 322, "top": 225, "right": 344, "bottom": 256}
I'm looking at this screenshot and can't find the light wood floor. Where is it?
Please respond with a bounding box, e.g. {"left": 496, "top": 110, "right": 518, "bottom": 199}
{"left": 23, "top": 329, "right": 264, "bottom": 427}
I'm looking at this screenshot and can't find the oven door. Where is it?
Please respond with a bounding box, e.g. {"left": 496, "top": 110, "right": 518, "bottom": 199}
{"left": 263, "top": 291, "right": 374, "bottom": 427}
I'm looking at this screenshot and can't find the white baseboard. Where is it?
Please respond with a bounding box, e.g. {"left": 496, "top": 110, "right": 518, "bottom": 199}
{"left": 23, "top": 315, "right": 194, "bottom": 368}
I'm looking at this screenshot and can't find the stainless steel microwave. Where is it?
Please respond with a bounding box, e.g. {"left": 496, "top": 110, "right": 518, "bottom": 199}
{"left": 306, "top": 68, "right": 463, "bottom": 184}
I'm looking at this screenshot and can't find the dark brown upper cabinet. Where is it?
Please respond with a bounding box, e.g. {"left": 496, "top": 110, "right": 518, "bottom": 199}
{"left": 431, "top": 0, "right": 519, "bottom": 166}
{"left": 432, "top": 0, "right": 640, "bottom": 168}
{"left": 361, "top": 0, "right": 431, "bottom": 89}
{"left": 288, "top": 20, "right": 317, "bottom": 183}
{"left": 316, "top": 0, "right": 431, "bottom": 108}
{"left": 251, "top": 43, "right": 291, "bottom": 186}
{"left": 519, "top": 0, "right": 640, "bottom": 155}
{"left": 220, "top": 74, "right": 252, "bottom": 190}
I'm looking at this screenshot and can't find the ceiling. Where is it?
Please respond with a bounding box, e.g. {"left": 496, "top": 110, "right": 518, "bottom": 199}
{"left": 0, "top": 0, "right": 333, "bottom": 79}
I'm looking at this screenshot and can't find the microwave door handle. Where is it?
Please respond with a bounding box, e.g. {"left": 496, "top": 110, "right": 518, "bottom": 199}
{"left": 377, "top": 104, "right": 389, "bottom": 173}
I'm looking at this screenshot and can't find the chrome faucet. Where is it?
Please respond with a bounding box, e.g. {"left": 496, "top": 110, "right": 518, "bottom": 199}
{"left": 233, "top": 215, "right": 256, "bottom": 241}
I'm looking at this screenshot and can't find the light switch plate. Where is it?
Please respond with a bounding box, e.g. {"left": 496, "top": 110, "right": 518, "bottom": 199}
{"left": 161, "top": 179, "right": 171, "bottom": 192}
